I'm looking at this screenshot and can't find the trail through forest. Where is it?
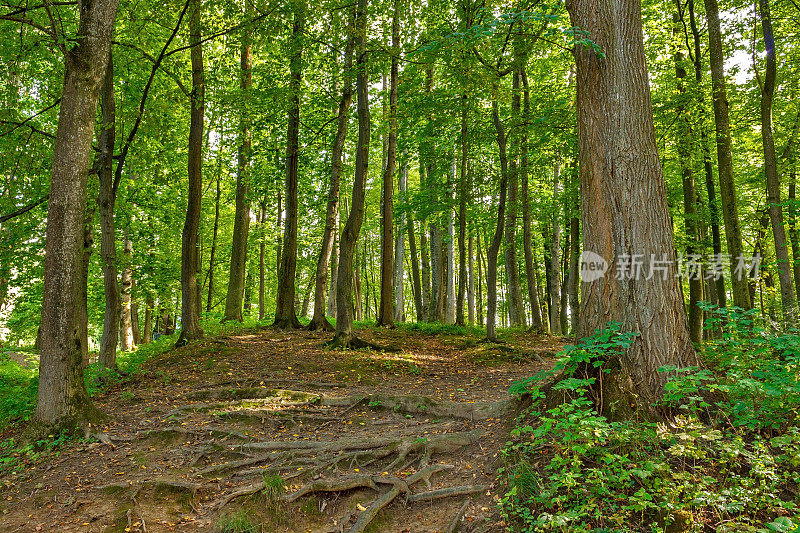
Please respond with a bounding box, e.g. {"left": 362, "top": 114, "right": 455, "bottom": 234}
{"left": 0, "top": 327, "right": 562, "bottom": 532}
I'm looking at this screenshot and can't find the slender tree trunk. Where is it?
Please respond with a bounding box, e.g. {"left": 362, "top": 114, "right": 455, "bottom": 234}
{"left": 488, "top": 99, "right": 509, "bottom": 341}
{"left": 468, "top": 231, "right": 475, "bottom": 324}
{"left": 176, "top": 0, "right": 205, "bottom": 346}
{"left": 477, "top": 229, "right": 485, "bottom": 326}
{"left": 789, "top": 170, "right": 800, "bottom": 299}
{"left": 567, "top": 209, "right": 580, "bottom": 332}
{"left": 224, "top": 0, "right": 253, "bottom": 322}
{"left": 686, "top": 0, "right": 726, "bottom": 308}
{"left": 703, "top": 0, "right": 751, "bottom": 309}
{"left": 549, "top": 164, "right": 563, "bottom": 335}
{"left": 332, "top": 0, "right": 369, "bottom": 347}
{"left": 456, "top": 96, "right": 469, "bottom": 326}
{"left": 119, "top": 233, "right": 135, "bottom": 351}
{"left": 408, "top": 217, "right": 423, "bottom": 320}
{"left": 445, "top": 160, "right": 456, "bottom": 324}
{"left": 35, "top": 0, "right": 119, "bottom": 430}
{"left": 378, "top": 0, "right": 399, "bottom": 327}
{"left": 673, "top": 11, "right": 704, "bottom": 343}
{"left": 504, "top": 76, "right": 525, "bottom": 327}
{"left": 309, "top": 13, "right": 355, "bottom": 331}
{"left": 759, "top": 0, "right": 795, "bottom": 314}
{"left": 274, "top": 1, "right": 305, "bottom": 329}
{"left": 394, "top": 158, "right": 407, "bottom": 323}
{"left": 79, "top": 209, "right": 93, "bottom": 368}
{"left": 420, "top": 163, "right": 431, "bottom": 318}
{"left": 567, "top": 0, "right": 700, "bottom": 409}
{"left": 97, "top": 53, "right": 120, "bottom": 369}
{"left": 143, "top": 294, "right": 154, "bottom": 344}
{"left": 328, "top": 223, "right": 339, "bottom": 318}
{"left": 207, "top": 174, "right": 221, "bottom": 313}
{"left": 259, "top": 205, "right": 266, "bottom": 320}
{"left": 131, "top": 287, "right": 141, "bottom": 345}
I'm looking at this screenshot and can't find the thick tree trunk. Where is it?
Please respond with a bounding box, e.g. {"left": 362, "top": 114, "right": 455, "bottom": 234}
{"left": 224, "top": 0, "right": 253, "bottom": 322}
{"left": 488, "top": 100, "right": 509, "bottom": 342}
{"left": 274, "top": 1, "right": 305, "bottom": 330}
{"left": 703, "top": 0, "right": 751, "bottom": 309}
{"left": 549, "top": 164, "right": 563, "bottom": 335}
{"left": 97, "top": 53, "right": 120, "bottom": 369}
{"left": 567, "top": 0, "right": 700, "bottom": 410}
{"left": 119, "top": 234, "right": 135, "bottom": 351}
{"left": 176, "top": 0, "right": 205, "bottom": 346}
{"left": 759, "top": 0, "right": 795, "bottom": 315}
{"left": 377, "top": 0, "right": 399, "bottom": 327}
{"left": 674, "top": 11, "right": 703, "bottom": 344}
{"left": 309, "top": 15, "right": 354, "bottom": 331}
{"left": 331, "top": 0, "right": 369, "bottom": 347}
{"left": 35, "top": 0, "right": 119, "bottom": 430}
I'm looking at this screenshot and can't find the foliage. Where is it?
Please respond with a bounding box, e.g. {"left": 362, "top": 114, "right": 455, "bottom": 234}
{"left": 501, "top": 321, "right": 800, "bottom": 532}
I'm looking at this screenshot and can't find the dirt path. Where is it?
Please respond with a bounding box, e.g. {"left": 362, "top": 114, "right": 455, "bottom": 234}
{"left": 0, "top": 326, "right": 561, "bottom": 533}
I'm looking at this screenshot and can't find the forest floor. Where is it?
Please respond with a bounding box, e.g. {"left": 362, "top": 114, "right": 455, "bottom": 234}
{"left": 0, "top": 325, "right": 564, "bottom": 533}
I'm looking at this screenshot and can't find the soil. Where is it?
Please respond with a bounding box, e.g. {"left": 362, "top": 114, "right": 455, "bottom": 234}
{"left": 0, "top": 325, "right": 563, "bottom": 533}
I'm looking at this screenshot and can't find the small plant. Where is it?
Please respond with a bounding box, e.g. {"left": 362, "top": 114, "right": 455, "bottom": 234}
{"left": 216, "top": 510, "right": 260, "bottom": 533}
{"left": 261, "top": 473, "right": 285, "bottom": 505}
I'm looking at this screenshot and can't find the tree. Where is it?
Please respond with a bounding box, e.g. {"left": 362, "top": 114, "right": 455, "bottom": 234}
{"left": 223, "top": 0, "right": 253, "bottom": 323}
{"left": 176, "top": 0, "right": 205, "bottom": 346}
{"left": 34, "top": 0, "right": 119, "bottom": 430}
{"left": 566, "top": 0, "right": 700, "bottom": 410}
{"left": 273, "top": 1, "right": 305, "bottom": 330}
{"left": 330, "top": 0, "right": 369, "bottom": 348}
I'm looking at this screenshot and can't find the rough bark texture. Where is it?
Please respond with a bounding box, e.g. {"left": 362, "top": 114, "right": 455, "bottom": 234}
{"left": 176, "top": 0, "right": 205, "bottom": 346}
{"left": 759, "top": 0, "right": 795, "bottom": 315}
{"left": 223, "top": 0, "right": 253, "bottom": 322}
{"left": 309, "top": 14, "right": 354, "bottom": 331}
{"left": 273, "top": 1, "right": 305, "bottom": 330}
{"left": 703, "top": 0, "right": 751, "bottom": 309}
{"left": 566, "top": 0, "right": 700, "bottom": 410}
{"left": 377, "top": 1, "right": 398, "bottom": 327}
{"left": 331, "top": 0, "right": 369, "bottom": 348}
{"left": 35, "top": 0, "right": 119, "bottom": 430}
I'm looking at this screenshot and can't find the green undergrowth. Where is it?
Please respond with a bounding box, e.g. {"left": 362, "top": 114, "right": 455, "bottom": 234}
{"left": 396, "top": 320, "right": 485, "bottom": 337}
{"left": 501, "top": 314, "right": 800, "bottom": 532}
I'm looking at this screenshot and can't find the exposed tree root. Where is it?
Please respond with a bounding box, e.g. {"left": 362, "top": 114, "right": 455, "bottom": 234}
{"left": 323, "top": 334, "right": 399, "bottom": 353}
{"left": 307, "top": 316, "right": 335, "bottom": 332}
{"left": 445, "top": 498, "right": 472, "bottom": 533}
{"left": 407, "top": 485, "right": 488, "bottom": 502}
{"left": 283, "top": 476, "right": 380, "bottom": 503}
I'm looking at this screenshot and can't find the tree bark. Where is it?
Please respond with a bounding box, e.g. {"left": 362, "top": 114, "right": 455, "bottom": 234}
{"left": 566, "top": 0, "right": 700, "bottom": 410}
{"left": 468, "top": 231, "right": 475, "bottom": 324}
{"left": 331, "top": 0, "right": 369, "bottom": 347}
{"left": 394, "top": 158, "right": 408, "bottom": 323}
{"left": 176, "top": 0, "right": 205, "bottom": 346}
{"left": 758, "top": 0, "right": 796, "bottom": 315}
{"left": 408, "top": 216, "right": 424, "bottom": 321}
{"left": 274, "top": 1, "right": 305, "bottom": 329}
{"left": 258, "top": 204, "right": 266, "bottom": 320}
{"left": 309, "top": 12, "right": 354, "bottom": 331}
{"left": 224, "top": 0, "right": 253, "bottom": 322}
{"left": 79, "top": 209, "right": 93, "bottom": 369}
{"left": 35, "top": 0, "right": 119, "bottom": 431}
{"left": 119, "top": 233, "right": 135, "bottom": 351}
{"left": 378, "top": 0, "right": 399, "bottom": 327}
{"left": 703, "top": 0, "right": 751, "bottom": 309}
{"left": 456, "top": 95, "right": 469, "bottom": 326}
{"left": 673, "top": 11, "right": 703, "bottom": 343}
{"left": 488, "top": 99, "right": 509, "bottom": 342}
{"left": 504, "top": 75, "right": 525, "bottom": 328}
{"left": 206, "top": 173, "right": 221, "bottom": 313}
{"left": 445, "top": 160, "right": 456, "bottom": 324}
{"left": 549, "top": 164, "right": 562, "bottom": 335}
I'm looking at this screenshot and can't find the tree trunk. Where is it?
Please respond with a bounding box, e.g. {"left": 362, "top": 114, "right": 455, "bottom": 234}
{"left": 477, "top": 229, "right": 485, "bottom": 326}
{"left": 758, "top": 0, "right": 795, "bottom": 315}
{"left": 673, "top": 11, "right": 703, "bottom": 344}
{"left": 35, "top": 0, "right": 119, "bottom": 431}
{"left": 703, "top": 0, "right": 751, "bottom": 309}
{"left": 394, "top": 158, "right": 408, "bottom": 323}
{"left": 504, "top": 76, "right": 525, "bottom": 328}
{"left": 488, "top": 99, "right": 509, "bottom": 341}
{"left": 259, "top": 205, "right": 266, "bottom": 320}
{"left": 686, "top": 0, "right": 726, "bottom": 308}
{"left": 468, "top": 231, "right": 475, "bottom": 324}
{"left": 789, "top": 170, "right": 800, "bottom": 299}
{"left": 420, "top": 163, "right": 431, "bottom": 318}
{"left": 274, "top": 1, "right": 305, "bottom": 329}
{"left": 566, "top": 0, "right": 700, "bottom": 411}
{"left": 119, "top": 233, "right": 135, "bottom": 351}
{"left": 131, "top": 288, "right": 141, "bottom": 345}
{"left": 549, "top": 164, "right": 563, "bottom": 335}
{"left": 567, "top": 208, "right": 580, "bottom": 333}
{"left": 309, "top": 13, "right": 354, "bottom": 331}
{"left": 456, "top": 95, "right": 469, "bottom": 326}
{"left": 207, "top": 174, "right": 221, "bottom": 313}
{"left": 143, "top": 295, "right": 153, "bottom": 344}
{"left": 97, "top": 53, "right": 120, "bottom": 369}
{"left": 378, "top": 0, "right": 399, "bottom": 327}
{"left": 328, "top": 224, "right": 339, "bottom": 319}
{"left": 331, "top": 0, "right": 369, "bottom": 347}
{"left": 408, "top": 216, "right": 423, "bottom": 320}
{"left": 445, "top": 160, "right": 456, "bottom": 325}
{"left": 79, "top": 209, "right": 93, "bottom": 369}
{"left": 224, "top": 0, "right": 253, "bottom": 322}
{"left": 176, "top": 0, "right": 205, "bottom": 346}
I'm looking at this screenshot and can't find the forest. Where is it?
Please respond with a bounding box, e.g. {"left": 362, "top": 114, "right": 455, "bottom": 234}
{"left": 2, "top": 0, "right": 800, "bottom": 530}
